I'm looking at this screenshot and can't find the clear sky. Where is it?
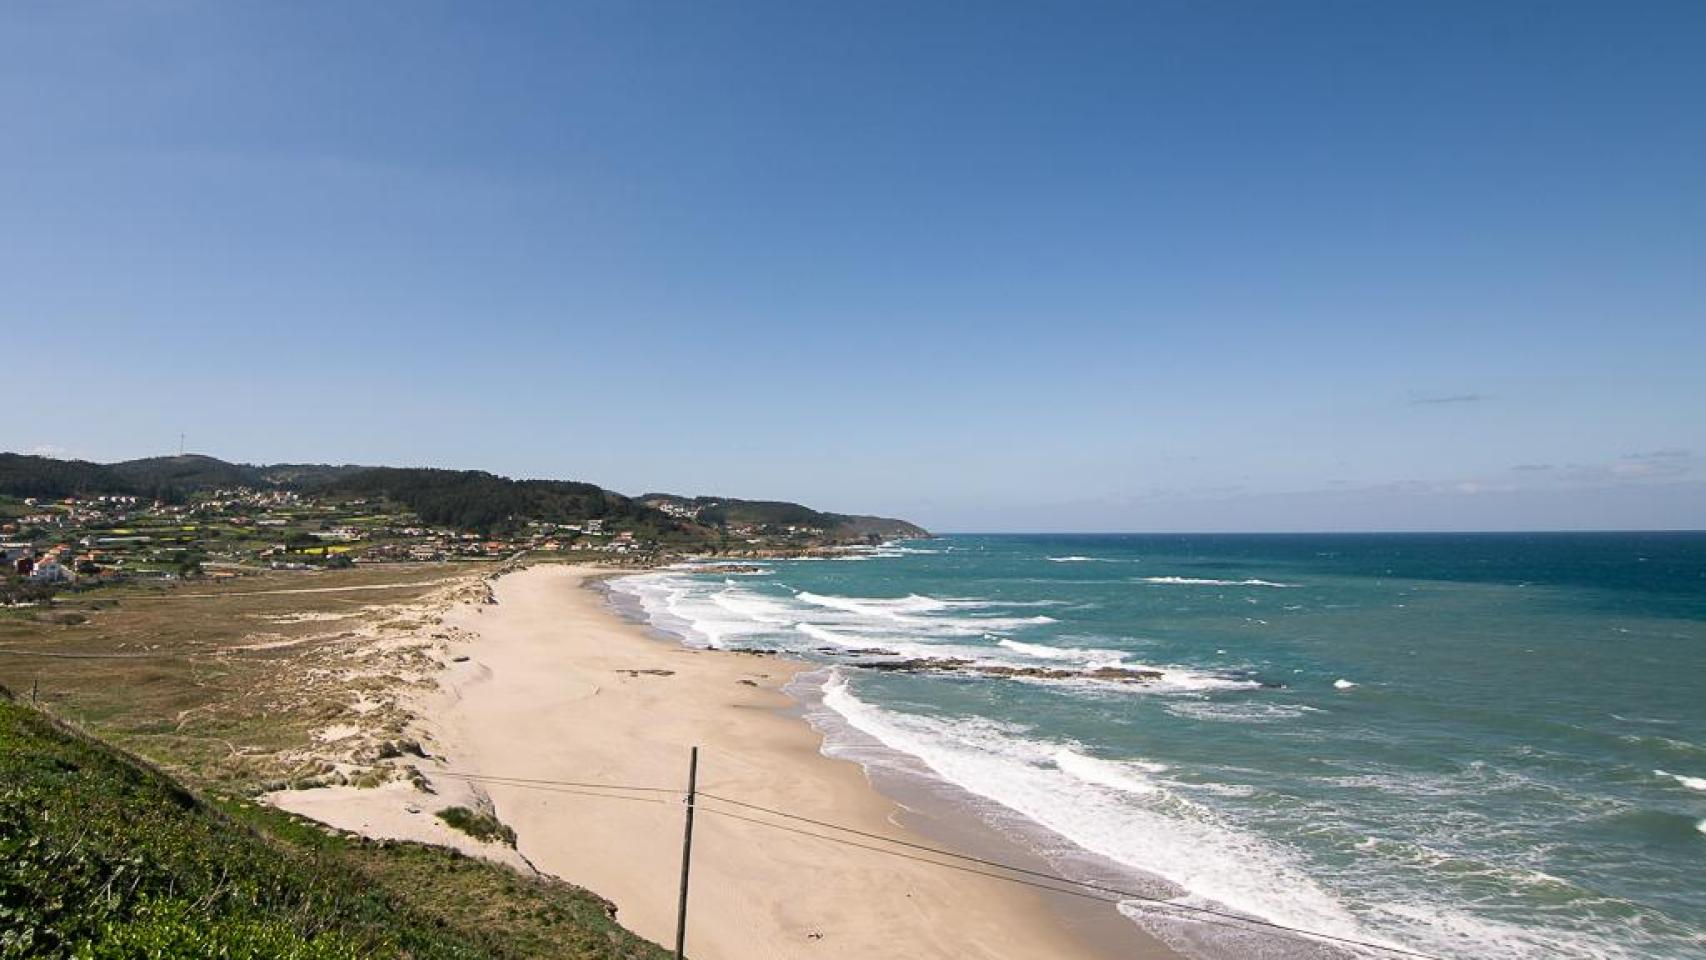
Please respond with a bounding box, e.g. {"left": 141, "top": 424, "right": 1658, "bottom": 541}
{"left": 3, "top": 1, "right": 1702, "bottom": 532}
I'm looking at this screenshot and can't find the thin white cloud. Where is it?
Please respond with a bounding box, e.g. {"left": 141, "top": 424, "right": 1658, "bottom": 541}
{"left": 1409, "top": 392, "right": 1486, "bottom": 405}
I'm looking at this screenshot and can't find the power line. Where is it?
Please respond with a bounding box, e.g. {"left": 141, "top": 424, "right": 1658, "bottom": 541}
{"left": 400, "top": 769, "right": 1453, "bottom": 960}
{"left": 430, "top": 771, "right": 678, "bottom": 806}
{"left": 693, "top": 805, "right": 1336, "bottom": 950}
{"left": 694, "top": 790, "right": 1445, "bottom": 960}
{"left": 433, "top": 769, "right": 680, "bottom": 794}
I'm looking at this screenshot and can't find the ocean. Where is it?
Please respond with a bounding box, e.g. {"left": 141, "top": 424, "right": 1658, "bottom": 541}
{"left": 608, "top": 533, "right": 1706, "bottom": 960}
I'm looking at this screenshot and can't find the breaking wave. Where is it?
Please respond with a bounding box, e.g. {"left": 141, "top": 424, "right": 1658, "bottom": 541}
{"left": 1139, "top": 576, "right": 1301, "bottom": 588}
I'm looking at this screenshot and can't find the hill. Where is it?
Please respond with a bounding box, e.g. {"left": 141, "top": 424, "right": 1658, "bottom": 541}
{"left": 0, "top": 453, "right": 129, "bottom": 499}
{"left": 0, "top": 453, "right": 356, "bottom": 505}
{"left": 639, "top": 493, "right": 928, "bottom": 542}
{"left": 98, "top": 456, "right": 369, "bottom": 500}
{"left": 0, "top": 452, "right": 927, "bottom": 542}
{"left": 0, "top": 686, "right": 668, "bottom": 959}
{"left": 321, "top": 467, "right": 689, "bottom": 536}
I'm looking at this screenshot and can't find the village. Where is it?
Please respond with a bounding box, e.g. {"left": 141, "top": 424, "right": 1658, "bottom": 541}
{"left": 0, "top": 487, "right": 660, "bottom": 593}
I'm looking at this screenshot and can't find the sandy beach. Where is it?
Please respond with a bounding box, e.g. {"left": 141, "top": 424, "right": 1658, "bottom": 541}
{"left": 389, "top": 563, "right": 1170, "bottom": 959}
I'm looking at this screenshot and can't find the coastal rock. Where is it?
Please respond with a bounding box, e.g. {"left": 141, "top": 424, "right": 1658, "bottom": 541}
{"left": 858, "top": 657, "right": 975, "bottom": 673}
{"left": 814, "top": 646, "right": 900, "bottom": 657}
{"left": 687, "top": 564, "right": 769, "bottom": 576}
{"left": 854, "top": 657, "right": 1165, "bottom": 684}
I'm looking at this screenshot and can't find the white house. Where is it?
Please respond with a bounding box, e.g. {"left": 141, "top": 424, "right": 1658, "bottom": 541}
{"left": 30, "top": 558, "right": 74, "bottom": 584}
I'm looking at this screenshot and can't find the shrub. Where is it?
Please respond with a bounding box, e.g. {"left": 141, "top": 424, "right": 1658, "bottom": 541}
{"left": 436, "top": 807, "right": 517, "bottom": 847}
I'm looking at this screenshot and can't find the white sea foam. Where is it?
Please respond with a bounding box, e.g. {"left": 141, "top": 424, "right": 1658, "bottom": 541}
{"left": 996, "top": 638, "right": 1126, "bottom": 666}
{"left": 1611, "top": 714, "right": 1677, "bottom": 725}
{"left": 814, "top": 671, "right": 1380, "bottom": 951}
{"left": 1350, "top": 899, "right": 1651, "bottom": 960}
{"left": 1171, "top": 780, "right": 1257, "bottom": 798}
{"left": 793, "top": 622, "right": 870, "bottom": 648}
{"left": 818, "top": 671, "right": 1644, "bottom": 960}
{"left": 667, "top": 561, "right": 774, "bottom": 577}
{"left": 793, "top": 622, "right": 994, "bottom": 664}
{"left": 1654, "top": 769, "right": 1706, "bottom": 792}
{"left": 992, "top": 639, "right": 1259, "bottom": 691}
{"left": 1140, "top": 576, "right": 1300, "bottom": 588}
{"left": 793, "top": 591, "right": 1058, "bottom": 635}
{"left": 618, "top": 576, "right": 1260, "bottom": 697}
{"left": 1334, "top": 678, "right": 1358, "bottom": 690}
{"left": 610, "top": 575, "right": 807, "bottom": 650}
{"left": 1165, "top": 700, "right": 1321, "bottom": 723}
{"left": 797, "top": 591, "right": 978, "bottom": 618}
{"left": 709, "top": 590, "right": 795, "bottom": 624}
{"left": 1053, "top": 748, "right": 1164, "bottom": 794}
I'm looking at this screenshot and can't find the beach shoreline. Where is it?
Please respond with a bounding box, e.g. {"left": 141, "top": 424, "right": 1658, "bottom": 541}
{"left": 331, "top": 561, "right": 1175, "bottom": 960}
{"left": 449, "top": 562, "right": 1173, "bottom": 959}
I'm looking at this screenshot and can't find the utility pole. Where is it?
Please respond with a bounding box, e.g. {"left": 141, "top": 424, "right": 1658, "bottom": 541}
{"left": 675, "top": 746, "right": 699, "bottom": 960}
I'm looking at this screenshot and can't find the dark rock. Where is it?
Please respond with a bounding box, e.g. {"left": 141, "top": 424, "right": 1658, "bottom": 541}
{"left": 859, "top": 657, "right": 975, "bottom": 673}
{"left": 853, "top": 657, "right": 1164, "bottom": 684}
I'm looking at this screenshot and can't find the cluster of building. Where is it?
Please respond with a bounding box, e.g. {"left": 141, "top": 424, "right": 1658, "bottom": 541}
{"left": 2, "top": 486, "right": 667, "bottom": 595}
{"left": 6, "top": 494, "right": 145, "bottom": 534}
{"left": 644, "top": 499, "right": 706, "bottom": 521}
{"left": 1, "top": 542, "right": 78, "bottom": 584}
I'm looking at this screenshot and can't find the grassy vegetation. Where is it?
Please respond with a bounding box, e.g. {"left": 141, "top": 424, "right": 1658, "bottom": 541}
{"left": 436, "top": 806, "right": 518, "bottom": 847}
{"left": 0, "top": 565, "right": 469, "bottom": 794}
{"left": 0, "top": 687, "right": 670, "bottom": 960}
{"left": 0, "top": 566, "right": 679, "bottom": 956}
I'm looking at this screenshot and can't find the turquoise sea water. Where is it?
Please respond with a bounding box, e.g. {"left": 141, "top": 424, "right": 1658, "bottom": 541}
{"left": 611, "top": 533, "right": 1706, "bottom": 959}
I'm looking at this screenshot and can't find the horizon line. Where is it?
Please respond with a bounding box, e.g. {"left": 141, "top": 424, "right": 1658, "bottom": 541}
{"left": 932, "top": 528, "right": 1706, "bottom": 536}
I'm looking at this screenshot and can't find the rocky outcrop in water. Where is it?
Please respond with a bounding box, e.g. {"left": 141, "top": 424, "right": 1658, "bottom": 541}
{"left": 848, "top": 655, "right": 1165, "bottom": 684}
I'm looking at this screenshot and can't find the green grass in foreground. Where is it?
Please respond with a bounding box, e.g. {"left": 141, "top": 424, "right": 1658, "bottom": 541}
{"left": 0, "top": 688, "right": 668, "bottom": 960}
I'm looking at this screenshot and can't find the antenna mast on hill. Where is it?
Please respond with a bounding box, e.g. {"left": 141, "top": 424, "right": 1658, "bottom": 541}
{"left": 178, "top": 433, "right": 185, "bottom": 457}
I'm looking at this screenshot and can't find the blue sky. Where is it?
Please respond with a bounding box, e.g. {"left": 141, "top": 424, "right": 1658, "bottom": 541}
{"left": 3, "top": 1, "right": 1701, "bottom": 531}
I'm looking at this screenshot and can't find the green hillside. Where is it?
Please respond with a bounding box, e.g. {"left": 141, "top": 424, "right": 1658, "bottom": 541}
{"left": 0, "top": 686, "right": 667, "bottom": 960}
{"left": 0, "top": 453, "right": 927, "bottom": 542}
{"left": 108, "top": 454, "right": 267, "bottom": 492}
{"left": 0, "top": 453, "right": 128, "bottom": 499}
{"left": 640, "top": 493, "right": 928, "bottom": 541}
{"left": 321, "top": 467, "right": 688, "bottom": 536}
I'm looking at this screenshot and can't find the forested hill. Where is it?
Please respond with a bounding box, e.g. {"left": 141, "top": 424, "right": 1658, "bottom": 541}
{"left": 638, "top": 493, "right": 929, "bottom": 541}
{"left": 0, "top": 453, "right": 928, "bottom": 541}
{"left": 0, "top": 454, "right": 127, "bottom": 499}
{"left": 321, "top": 468, "right": 681, "bottom": 535}
{"left": 0, "top": 454, "right": 366, "bottom": 503}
